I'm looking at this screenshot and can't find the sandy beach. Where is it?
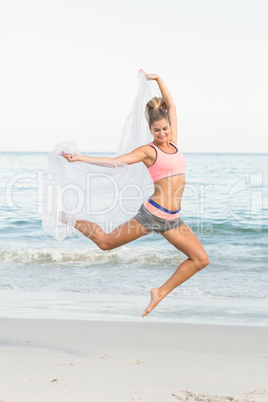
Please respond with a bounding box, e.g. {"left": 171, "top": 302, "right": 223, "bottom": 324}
{"left": 0, "top": 319, "right": 267, "bottom": 402}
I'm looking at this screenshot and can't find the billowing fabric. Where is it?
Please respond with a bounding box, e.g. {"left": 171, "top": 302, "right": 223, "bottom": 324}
{"left": 42, "top": 71, "right": 161, "bottom": 240}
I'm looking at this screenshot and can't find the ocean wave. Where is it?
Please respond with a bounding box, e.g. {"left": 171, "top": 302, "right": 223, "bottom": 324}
{"left": 0, "top": 245, "right": 184, "bottom": 266}
{"left": 189, "top": 218, "right": 268, "bottom": 235}
{"left": 1, "top": 284, "right": 267, "bottom": 302}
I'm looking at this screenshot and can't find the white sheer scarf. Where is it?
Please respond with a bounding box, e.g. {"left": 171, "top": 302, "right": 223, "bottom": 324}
{"left": 42, "top": 71, "right": 161, "bottom": 241}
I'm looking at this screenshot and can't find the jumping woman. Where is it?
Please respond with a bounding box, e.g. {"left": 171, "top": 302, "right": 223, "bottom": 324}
{"left": 61, "top": 69, "right": 210, "bottom": 317}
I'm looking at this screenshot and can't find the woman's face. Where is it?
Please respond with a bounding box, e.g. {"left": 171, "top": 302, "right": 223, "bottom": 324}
{"left": 150, "top": 118, "right": 170, "bottom": 143}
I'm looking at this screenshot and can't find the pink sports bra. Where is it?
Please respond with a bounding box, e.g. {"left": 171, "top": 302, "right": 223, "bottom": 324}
{"left": 147, "top": 141, "right": 186, "bottom": 182}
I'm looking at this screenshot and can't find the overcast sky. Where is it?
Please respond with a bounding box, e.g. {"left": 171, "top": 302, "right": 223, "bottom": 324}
{"left": 0, "top": 0, "right": 267, "bottom": 153}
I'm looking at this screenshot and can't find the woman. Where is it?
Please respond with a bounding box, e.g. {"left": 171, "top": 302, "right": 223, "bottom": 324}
{"left": 61, "top": 69, "right": 209, "bottom": 317}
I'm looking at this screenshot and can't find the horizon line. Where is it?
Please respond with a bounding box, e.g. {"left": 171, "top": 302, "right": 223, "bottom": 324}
{"left": 0, "top": 150, "right": 267, "bottom": 155}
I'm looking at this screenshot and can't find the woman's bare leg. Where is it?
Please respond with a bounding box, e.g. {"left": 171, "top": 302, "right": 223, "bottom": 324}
{"left": 142, "top": 224, "right": 209, "bottom": 317}
{"left": 74, "top": 217, "right": 151, "bottom": 250}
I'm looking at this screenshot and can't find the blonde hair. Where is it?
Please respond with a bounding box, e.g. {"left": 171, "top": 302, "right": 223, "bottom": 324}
{"left": 145, "top": 97, "right": 171, "bottom": 128}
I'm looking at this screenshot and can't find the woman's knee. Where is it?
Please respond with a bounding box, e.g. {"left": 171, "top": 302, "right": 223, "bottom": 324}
{"left": 97, "top": 238, "right": 111, "bottom": 251}
{"left": 99, "top": 242, "right": 114, "bottom": 251}
{"left": 194, "top": 253, "right": 210, "bottom": 270}
{"left": 97, "top": 234, "right": 115, "bottom": 251}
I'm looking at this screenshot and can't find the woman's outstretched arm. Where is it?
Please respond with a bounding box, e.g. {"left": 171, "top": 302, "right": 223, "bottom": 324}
{"left": 62, "top": 146, "right": 148, "bottom": 167}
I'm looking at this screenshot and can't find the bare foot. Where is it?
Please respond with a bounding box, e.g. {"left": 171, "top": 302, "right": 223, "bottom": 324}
{"left": 142, "top": 288, "right": 163, "bottom": 318}
{"left": 58, "top": 211, "right": 76, "bottom": 227}
{"left": 58, "top": 210, "right": 68, "bottom": 224}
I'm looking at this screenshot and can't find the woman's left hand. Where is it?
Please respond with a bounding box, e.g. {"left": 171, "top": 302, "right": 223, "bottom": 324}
{"left": 61, "top": 151, "right": 81, "bottom": 162}
{"left": 138, "top": 69, "right": 159, "bottom": 81}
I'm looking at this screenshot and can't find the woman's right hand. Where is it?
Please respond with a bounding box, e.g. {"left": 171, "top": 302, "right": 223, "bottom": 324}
{"left": 138, "top": 69, "right": 159, "bottom": 81}
{"left": 61, "top": 151, "right": 81, "bottom": 162}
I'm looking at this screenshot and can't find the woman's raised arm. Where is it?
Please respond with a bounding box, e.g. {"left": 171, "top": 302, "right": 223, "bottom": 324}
{"left": 139, "top": 69, "right": 176, "bottom": 108}
{"left": 139, "top": 69, "right": 178, "bottom": 143}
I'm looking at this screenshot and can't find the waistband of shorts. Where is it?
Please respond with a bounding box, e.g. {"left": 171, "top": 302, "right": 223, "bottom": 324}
{"left": 143, "top": 199, "right": 181, "bottom": 220}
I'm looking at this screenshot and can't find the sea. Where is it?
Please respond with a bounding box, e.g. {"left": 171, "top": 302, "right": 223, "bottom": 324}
{"left": 0, "top": 151, "right": 267, "bottom": 326}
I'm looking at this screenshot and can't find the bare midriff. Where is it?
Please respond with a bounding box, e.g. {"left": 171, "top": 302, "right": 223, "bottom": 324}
{"left": 150, "top": 174, "right": 185, "bottom": 212}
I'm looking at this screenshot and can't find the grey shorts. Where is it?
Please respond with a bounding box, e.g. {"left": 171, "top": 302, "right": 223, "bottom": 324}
{"left": 134, "top": 203, "right": 185, "bottom": 233}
